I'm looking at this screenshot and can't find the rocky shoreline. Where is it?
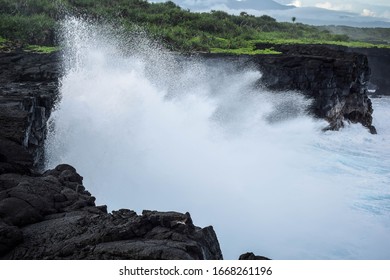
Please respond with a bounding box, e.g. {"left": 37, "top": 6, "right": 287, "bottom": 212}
{"left": 202, "top": 44, "right": 378, "bottom": 133}
{"left": 0, "top": 164, "right": 223, "bottom": 259}
{"left": 0, "top": 45, "right": 382, "bottom": 259}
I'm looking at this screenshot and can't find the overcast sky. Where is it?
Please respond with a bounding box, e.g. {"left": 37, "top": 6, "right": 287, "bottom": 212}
{"left": 167, "top": 0, "right": 390, "bottom": 19}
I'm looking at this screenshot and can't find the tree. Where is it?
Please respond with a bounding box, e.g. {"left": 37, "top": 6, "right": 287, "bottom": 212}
{"left": 292, "top": 16, "right": 296, "bottom": 23}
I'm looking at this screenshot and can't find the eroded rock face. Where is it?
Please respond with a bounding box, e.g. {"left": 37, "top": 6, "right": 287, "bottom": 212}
{"left": 0, "top": 51, "right": 60, "bottom": 168}
{"left": 252, "top": 44, "right": 376, "bottom": 133}
{"left": 348, "top": 47, "right": 390, "bottom": 96}
{"left": 0, "top": 164, "right": 223, "bottom": 260}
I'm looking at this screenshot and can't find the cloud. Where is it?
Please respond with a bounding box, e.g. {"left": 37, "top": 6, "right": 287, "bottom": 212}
{"left": 361, "top": 8, "right": 376, "bottom": 17}
{"left": 314, "top": 1, "right": 353, "bottom": 11}
{"left": 288, "top": 1, "right": 302, "bottom": 7}
{"left": 315, "top": 2, "right": 332, "bottom": 9}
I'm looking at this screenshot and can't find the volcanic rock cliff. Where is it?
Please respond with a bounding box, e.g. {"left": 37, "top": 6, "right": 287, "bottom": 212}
{"left": 202, "top": 44, "right": 376, "bottom": 133}
{"left": 0, "top": 45, "right": 380, "bottom": 259}
{"left": 0, "top": 51, "right": 60, "bottom": 170}
{"left": 254, "top": 44, "right": 376, "bottom": 133}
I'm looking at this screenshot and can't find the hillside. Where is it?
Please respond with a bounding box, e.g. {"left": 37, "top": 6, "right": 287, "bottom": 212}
{"left": 0, "top": 0, "right": 389, "bottom": 53}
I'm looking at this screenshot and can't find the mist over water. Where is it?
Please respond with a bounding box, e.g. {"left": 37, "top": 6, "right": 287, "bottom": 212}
{"left": 46, "top": 18, "right": 390, "bottom": 260}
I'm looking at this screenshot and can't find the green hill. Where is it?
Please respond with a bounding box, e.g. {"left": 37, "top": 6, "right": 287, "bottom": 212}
{"left": 1, "top": 0, "right": 389, "bottom": 53}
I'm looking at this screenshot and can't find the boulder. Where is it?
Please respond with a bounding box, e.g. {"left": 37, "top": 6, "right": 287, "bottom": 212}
{"left": 239, "top": 252, "right": 271, "bottom": 260}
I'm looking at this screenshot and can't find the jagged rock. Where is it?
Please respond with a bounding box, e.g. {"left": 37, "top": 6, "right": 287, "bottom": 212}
{"left": 0, "top": 165, "right": 223, "bottom": 260}
{"left": 347, "top": 47, "right": 390, "bottom": 96}
{"left": 239, "top": 252, "right": 271, "bottom": 260}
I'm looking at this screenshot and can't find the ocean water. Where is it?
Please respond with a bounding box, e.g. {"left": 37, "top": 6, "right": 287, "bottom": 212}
{"left": 45, "top": 18, "right": 390, "bottom": 260}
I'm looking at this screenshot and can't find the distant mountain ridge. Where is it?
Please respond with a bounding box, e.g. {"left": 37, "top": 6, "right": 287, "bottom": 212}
{"left": 157, "top": 0, "right": 390, "bottom": 27}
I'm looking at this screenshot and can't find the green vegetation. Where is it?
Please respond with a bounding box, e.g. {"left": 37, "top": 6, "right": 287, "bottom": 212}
{"left": 210, "top": 47, "right": 282, "bottom": 55}
{"left": 253, "top": 38, "right": 390, "bottom": 49}
{"left": 24, "top": 45, "right": 60, "bottom": 53}
{"left": 0, "top": 0, "right": 390, "bottom": 54}
{"left": 0, "top": 36, "right": 6, "bottom": 50}
{"left": 0, "top": 13, "right": 56, "bottom": 45}
{"left": 0, "top": 31, "right": 58, "bottom": 53}
{"left": 321, "top": 25, "right": 390, "bottom": 45}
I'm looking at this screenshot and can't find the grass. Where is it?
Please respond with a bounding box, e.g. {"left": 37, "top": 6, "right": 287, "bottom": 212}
{"left": 0, "top": 36, "right": 8, "bottom": 50}
{"left": 251, "top": 38, "right": 390, "bottom": 49}
{"left": 24, "top": 45, "right": 59, "bottom": 53}
{"left": 209, "top": 34, "right": 390, "bottom": 54}
{"left": 210, "top": 47, "right": 282, "bottom": 55}
{"left": 0, "top": 36, "right": 59, "bottom": 53}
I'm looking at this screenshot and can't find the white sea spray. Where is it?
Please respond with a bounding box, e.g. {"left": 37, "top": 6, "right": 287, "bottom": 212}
{"left": 45, "top": 17, "right": 390, "bottom": 259}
